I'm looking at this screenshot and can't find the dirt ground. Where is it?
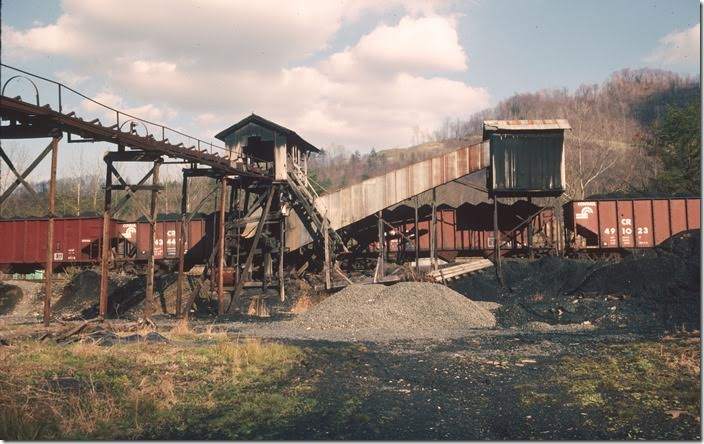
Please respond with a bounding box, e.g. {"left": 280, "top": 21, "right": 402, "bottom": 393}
{"left": 0, "top": 232, "right": 700, "bottom": 439}
{"left": 0, "top": 320, "right": 699, "bottom": 440}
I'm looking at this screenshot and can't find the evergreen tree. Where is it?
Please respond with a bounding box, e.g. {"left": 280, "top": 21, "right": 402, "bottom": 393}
{"left": 646, "top": 101, "right": 701, "bottom": 195}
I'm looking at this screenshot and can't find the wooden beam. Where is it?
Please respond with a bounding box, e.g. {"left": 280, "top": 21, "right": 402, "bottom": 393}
{"left": 108, "top": 163, "right": 154, "bottom": 223}
{"left": 414, "top": 195, "right": 420, "bottom": 274}
{"left": 217, "top": 177, "right": 226, "bottom": 315}
{"left": 144, "top": 159, "right": 161, "bottom": 318}
{"left": 107, "top": 184, "right": 164, "bottom": 191}
{"left": 227, "top": 185, "right": 276, "bottom": 314}
{"left": 279, "top": 213, "right": 285, "bottom": 302}
{"left": 99, "top": 158, "right": 113, "bottom": 319}
{"left": 105, "top": 151, "right": 162, "bottom": 162}
{"left": 324, "top": 216, "right": 331, "bottom": 289}
{"left": 110, "top": 167, "right": 154, "bottom": 216}
{"left": 0, "top": 143, "right": 49, "bottom": 205}
{"left": 176, "top": 173, "right": 188, "bottom": 318}
{"left": 0, "top": 123, "right": 55, "bottom": 139}
{"left": 431, "top": 188, "right": 438, "bottom": 272}
{"left": 43, "top": 136, "right": 59, "bottom": 327}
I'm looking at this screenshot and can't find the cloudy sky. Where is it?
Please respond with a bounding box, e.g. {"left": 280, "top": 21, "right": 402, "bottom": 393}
{"left": 0, "top": 0, "right": 700, "bottom": 178}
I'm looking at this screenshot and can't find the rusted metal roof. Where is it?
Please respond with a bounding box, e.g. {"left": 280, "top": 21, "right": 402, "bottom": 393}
{"left": 215, "top": 113, "right": 320, "bottom": 153}
{"left": 482, "top": 119, "right": 571, "bottom": 132}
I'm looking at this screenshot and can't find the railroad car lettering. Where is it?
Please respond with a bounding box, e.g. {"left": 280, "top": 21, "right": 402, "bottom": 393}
{"left": 575, "top": 206, "right": 594, "bottom": 219}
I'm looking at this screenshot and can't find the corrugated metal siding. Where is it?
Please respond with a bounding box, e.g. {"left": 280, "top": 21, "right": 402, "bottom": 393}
{"left": 285, "top": 141, "right": 490, "bottom": 251}
{"left": 490, "top": 132, "right": 564, "bottom": 196}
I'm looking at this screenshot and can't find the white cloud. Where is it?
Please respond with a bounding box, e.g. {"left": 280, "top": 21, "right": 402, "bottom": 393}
{"left": 645, "top": 24, "right": 700, "bottom": 66}
{"left": 80, "top": 91, "right": 177, "bottom": 128}
{"left": 3, "top": 0, "right": 489, "bottom": 150}
{"left": 341, "top": 16, "right": 467, "bottom": 76}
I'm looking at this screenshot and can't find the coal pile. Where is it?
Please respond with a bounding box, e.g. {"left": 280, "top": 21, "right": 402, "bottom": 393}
{"left": 53, "top": 270, "right": 110, "bottom": 319}
{"left": 0, "top": 283, "right": 22, "bottom": 315}
{"left": 285, "top": 282, "right": 495, "bottom": 340}
{"left": 451, "top": 231, "right": 700, "bottom": 332}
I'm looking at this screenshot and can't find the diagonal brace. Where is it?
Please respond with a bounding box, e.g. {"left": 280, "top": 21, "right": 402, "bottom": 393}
{"left": 0, "top": 141, "right": 54, "bottom": 205}
{"left": 108, "top": 163, "right": 155, "bottom": 222}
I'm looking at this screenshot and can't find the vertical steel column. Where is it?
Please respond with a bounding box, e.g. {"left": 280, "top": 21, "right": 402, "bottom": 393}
{"left": 217, "top": 176, "right": 226, "bottom": 315}
{"left": 43, "top": 136, "right": 59, "bottom": 327}
{"left": 431, "top": 188, "right": 438, "bottom": 271}
{"left": 176, "top": 172, "right": 188, "bottom": 317}
{"left": 527, "top": 196, "right": 534, "bottom": 259}
{"left": 414, "top": 195, "right": 420, "bottom": 274}
{"left": 144, "top": 159, "right": 161, "bottom": 318}
{"left": 99, "top": 157, "right": 113, "bottom": 320}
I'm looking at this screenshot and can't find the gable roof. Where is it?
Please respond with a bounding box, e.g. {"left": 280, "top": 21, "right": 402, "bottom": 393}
{"left": 215, "top": 113, "right": 320, "bottom": 153}
{"left": 483, "top": 119, "right": 572, "bottom": 132}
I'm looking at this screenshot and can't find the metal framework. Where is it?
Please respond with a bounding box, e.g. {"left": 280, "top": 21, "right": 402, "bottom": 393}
{"left": 0, "top": 65, "right": 278, "bottom": 325}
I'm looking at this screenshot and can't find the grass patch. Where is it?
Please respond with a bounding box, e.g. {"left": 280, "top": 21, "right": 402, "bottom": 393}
{"left": 517, "top": 334, "right": 700, "bottom": 438}
{"left": 0, "top": 335, "right": 313, "bottom": 440}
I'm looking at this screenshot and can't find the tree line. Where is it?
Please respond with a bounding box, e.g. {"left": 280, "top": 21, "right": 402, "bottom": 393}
{"left": 0, "top": 68, "right": 699, "bottom": 219}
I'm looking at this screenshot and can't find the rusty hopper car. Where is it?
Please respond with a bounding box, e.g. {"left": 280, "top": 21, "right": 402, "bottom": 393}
{"left": 0, "top": 215, "right": 211, "bottom": 273}
{"left": 117, "top": 217, "right": 209, "bottom": 262}
{"left": 563, "top": 197, "right": 701, "bottom": 253}
{"left": 0, "top": 216, "right": 113, "bottom": 272}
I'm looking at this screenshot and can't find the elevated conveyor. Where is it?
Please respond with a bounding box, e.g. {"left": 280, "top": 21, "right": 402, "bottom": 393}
{"left": 285, "top": 140, "right": 489, "bottom": 251}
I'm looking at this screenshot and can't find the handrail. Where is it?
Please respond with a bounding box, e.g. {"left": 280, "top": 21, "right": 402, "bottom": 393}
{"left": 0, "top": 63, "right": 230, "bottom": 156}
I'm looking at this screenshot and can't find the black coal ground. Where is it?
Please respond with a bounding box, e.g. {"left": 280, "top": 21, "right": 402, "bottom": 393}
{"left": 449, "top": 231, "right": 700, "bottom": 332}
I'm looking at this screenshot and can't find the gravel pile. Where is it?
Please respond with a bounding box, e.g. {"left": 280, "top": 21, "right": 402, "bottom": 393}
{"left": 278, "top": 282, "right": 495, "bottom": 340}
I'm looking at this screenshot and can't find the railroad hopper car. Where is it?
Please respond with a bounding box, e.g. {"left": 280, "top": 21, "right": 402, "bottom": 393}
{"left": 0, "top": 216, "right": 112, "bottom": 273}
{"left": 116, "top": 217, "right": 210, "bottom": 264}
{"left": 0, "top": 215, "right": 211, "bottom": 273}
{"left": 563, "top": 197, "right": 700, "bottom": 255}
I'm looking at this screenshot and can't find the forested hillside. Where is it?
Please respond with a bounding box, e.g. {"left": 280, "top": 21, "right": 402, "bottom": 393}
{"left": 0, "top": 68, "right": 698, "bottom": 219}
{"left": 310, "top": 68, "right": 700, "bottom": 200}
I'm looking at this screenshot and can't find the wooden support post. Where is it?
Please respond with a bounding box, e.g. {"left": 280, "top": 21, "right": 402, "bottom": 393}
{"left": 414, "top": 195, "right": 420, "bottom": 274}
{"left": 227, "top": 185, "right": 276, "bottom": 314}
{"left": 43, "top": 135, "right": 59, "bottom": 327}
{"left": 527, "top": 196, "right": 534, "bottom": 259}
{"left": 431, "top": 188, "right": 438, "bottom": 272}
{"left": 176, "top": 173, "right": 188, "bottom": 317}
{"left": 217, "top": 177, "right": 226, "bottom": 315}
{"left": 99, "top": 157, "right": 113, "bottom": 320}
{"left": 375, "top": 210, "right": 385, "bottom": 281}
{"left": 279, "top": 215, "right": 285, "bottom": 302}
{"left": 323, "top": 216, "right": 331, "bottom": 290}
{"left": 144, "top": 159, "right": 161, "bottom": 318}
{"left": 493, "top": 197, "right": 504, "bottom": 288}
